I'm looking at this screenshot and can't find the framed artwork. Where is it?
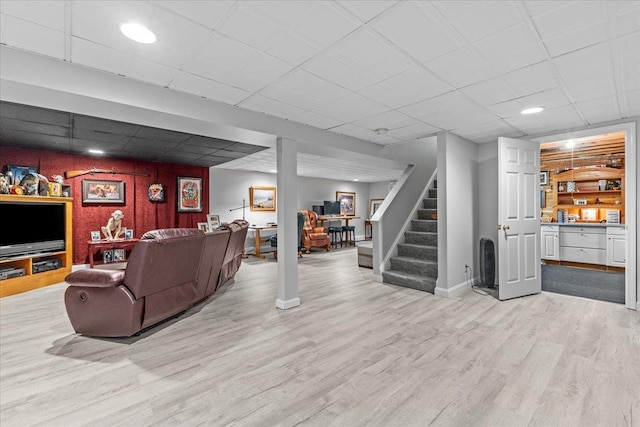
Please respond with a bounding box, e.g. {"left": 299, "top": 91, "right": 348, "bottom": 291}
{"left": 207, "top": 214, "right": 220, "bottom": 230}
{"left": 540, "top": 171, "right": 549, "bottom": 186}
{"left": 177, "top": 177, "right": 203, "bottom": 212}
{"left": 113, "top": 248, "right": 126, "bottom": 262}
{"left": 4, "top": 165, "right": 38, "bottom": 186}
{"left": 82, "top": 179, "right": 125, "bottom": 204}
{"left": 336, "top": 191, "right": 356, "bottom": 216}
{"left": 90, "top": 231, "right": 101, "bottom": 241}
{"left": 197, "top": 222, "right": 210, "bottom": 232}
{"left": 124, "top": 229, "right": 134, "bottom": 239}
{"left": 103, "top": 250, "right": 113, "bottom": 264}
{"left": 369, "top": 199, "right": 384, "bottom": 218}
{"left": 250, "top": 186, "right": 276, "bottom": 211}
{"left": 147, "top": 183, "right": 165, "bottom": 202}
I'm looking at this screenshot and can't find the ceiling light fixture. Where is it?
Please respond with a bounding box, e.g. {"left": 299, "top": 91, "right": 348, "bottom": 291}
{"left": 521, "top": 107, "right": 544, "bottom": 115}
{"left": 353, "top": 179, "right": 359, "bottom": 182}
{"left": 566, "top": 140, "right": 575, "bottom": 149}
{"left": 120, "top": 23, "right": 156, "bottom": 44}
{"left": 374, "top": 128, "right": 389, "bottom": 135}
{"left": 88, "top": 149, "right": 104, "bottom": 155}
{"left": 270, "top": 169, "right": 277, "bottom": 173}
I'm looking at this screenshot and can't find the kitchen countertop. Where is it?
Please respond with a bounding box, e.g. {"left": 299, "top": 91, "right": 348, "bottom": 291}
{"left": 541, "top": 222, "right": 625, "bottom": 228}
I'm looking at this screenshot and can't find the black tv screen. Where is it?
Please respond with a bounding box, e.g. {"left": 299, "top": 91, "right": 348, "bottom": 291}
{"left": 323, "top": 200, "right": 341, "bottom": 215}
{"left": 0, "top": 202, "right": 65, "bottom": 255}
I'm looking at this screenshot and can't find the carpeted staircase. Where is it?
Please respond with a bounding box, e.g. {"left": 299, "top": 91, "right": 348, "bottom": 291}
{"left": 382, "top": 180, "right": 438, "bottom": 293}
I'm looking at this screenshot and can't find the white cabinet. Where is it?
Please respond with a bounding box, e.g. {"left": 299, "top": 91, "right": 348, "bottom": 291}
{"left": 541, "top": 225, "right": 559, "bottom": 260}
{"left": 606, "top": 227, "right": 626, "bottom": 267}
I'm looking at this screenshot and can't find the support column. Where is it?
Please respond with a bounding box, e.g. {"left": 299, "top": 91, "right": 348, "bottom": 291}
{"left": 275, "top": 137, "right": 300, "bottom": 309}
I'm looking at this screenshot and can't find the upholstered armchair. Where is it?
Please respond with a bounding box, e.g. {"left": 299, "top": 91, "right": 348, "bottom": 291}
{"left": 301, "top": 209, "right": 331, "bottom": 254}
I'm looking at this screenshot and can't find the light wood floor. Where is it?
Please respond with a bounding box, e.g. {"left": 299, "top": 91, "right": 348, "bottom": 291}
{"left": 1, "top": 247, "right": 639, "bottom": 426}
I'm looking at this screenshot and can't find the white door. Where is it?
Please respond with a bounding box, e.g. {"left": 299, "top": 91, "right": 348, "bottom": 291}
{"left": 498, "top": 137, "right": 541, "bottom": 300}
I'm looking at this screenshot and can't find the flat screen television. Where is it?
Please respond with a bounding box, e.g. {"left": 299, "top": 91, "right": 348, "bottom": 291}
{"left": 0, "top": 202, "right": 65, "bottom": 258}
{"left": 323, "top": 200, "right": 341, "bottom": 216}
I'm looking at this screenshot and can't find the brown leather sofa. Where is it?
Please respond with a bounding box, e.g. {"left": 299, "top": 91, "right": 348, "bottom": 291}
{"left": 217, "top": 219, "right": 249, "bottom": 289}
{"left": 301, "top": 209, "right": 331, "bottom": 254}
{"left": 64, "top": 225, "right": 246, "bottom": 337}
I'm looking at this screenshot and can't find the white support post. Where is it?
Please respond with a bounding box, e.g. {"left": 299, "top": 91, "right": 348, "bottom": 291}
{"left": 275, "top": 137, "right": 300, "bottom": 309}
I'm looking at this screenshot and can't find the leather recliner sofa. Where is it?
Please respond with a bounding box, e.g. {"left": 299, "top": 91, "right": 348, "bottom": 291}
{"left": 64, "top": 224, "right": 247, "bottom": 337}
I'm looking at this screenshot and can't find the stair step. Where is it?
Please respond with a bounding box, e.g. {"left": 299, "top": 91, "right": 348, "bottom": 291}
{"left": 398, "top": 243, "right": 437, "bottom": 261}
{"left": 411, "top": 219, "right": 437, "bottom": 232}
{"left": 405, "top": 231, "right": 437, "bottom": 246}
{"left": 416, "top": 209, "right": 437, "bottom": 220}
{"left": 433, "top": 180, "right": 437, "bottom": 189}
{"left": 423, "top": 198, "right": 437, "bottom": 209}
{"left": 390, "top": 256, "right": 438, "bottom": 277}
{"left": 428, "top": 188, "right": 437, "bottom": 198}
{"left": 382, "top": 270, "right": 436, "bottom": 293}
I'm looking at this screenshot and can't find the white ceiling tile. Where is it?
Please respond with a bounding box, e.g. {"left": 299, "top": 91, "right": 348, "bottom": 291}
{"left": 460, "top": 77, "right": 517, "bottom": 106}
{"left": 474, "top": 22, "right": 546, "bottom": 73}
{"left": 358, "top": 81, "right": 425, "bottom": 109}
{"left": 537, "top": 105, "right": 585, "bottom": 130}
{"left": 332, "top": 29, "right": 414, "bottom": 81}
{"left": 383, "top": 67, "right": 453, "bottom": 101}
{"left": 303, "top": 53, "right": 378, "bottom": 91}
{"left": 554, "top": 43, "right": 615, "bottom": 102}
{"left": 615, "top": 3, "right": 640, "bottom": 37}
{"left": 259, "top": 85, "right": 325, "bottom": 111}
{"left": 238, "top": 95, "right": 305, "bottom": 119}
{"left": 314, "top": 93, "right": 388, "bottom": 123}
{"left": 354, "top": 110, "right": 415, "bottom": 131}
{"left": 486, "top": 88, "right": 572, "bottom": 119}
{"left": 541, "top": 21, "right": 608, "bottom": 58}
{"left": 242, "top": 1, "right": 312, "bottom": 26}
{"left": 0, "top": 14, "right": 65, "bottom": 60}
{"left": 433, "top": 1, "right": 522, "bottom": 43}
{"left": 502, "top": 62, "right": 558, "bottom": 98}
{"left": 217, "top": 3, "right": 285, "bottom": 51}
{"left": 169, "top": 72, "right": 252, "bottom": 105}
{"left": 452, "top": 119, "right": 520, "bottom": 140}
{"left": 523, "top": 1, "right": 572, "bottom": 17}
{"left": 72, "top": 38, "right": 177, "bottom": 87}
{"left": 154, "top": 1, "right": 234, "bottom": 29}
{"left": 243, "top": 54, "right": 294, "bottom": 82}
{"left": 262, "top": 34, "right": 321, "bottom": 65}
{"left": 289, "top": 2, "right": 361, "bottom": 48}
{"left": 532, "top": 1, "right": 606, "bottom": 41}
{"left": 0, "top": 0, "right": 65, "bottom": 31}
{"left": 503, "top": 114, "right": 547, "bottom": 135}
{"left": 386, "top": 122, "right": 440, "bottom": 139}
{"left": 337, "top": 1, "right": 397, "bottom": 23}
{"left": 329, "top": 123, "right": 373, "bottom": 139}
{"left": 371, "top": 2, "right": 460, "bottom": 63}
{"left": 278, "top": 70, "right": 350, "bottom": 102}
{"left": 621, "top": 89, "right": 640, "bottom": 116}
{"left": 575, "top": 95, "right": 622, "bottom": 124}
{"left": 427, "top": 47, "right": 497, "bottom": 88}
{"left": 198, "top": 33, "right": 259, "bottom": 69}
{"left": 180, "top": 56, "right": 267, "bottom": 92}
{"left": 621, "top": 51, "right": 640, "bottom": 92}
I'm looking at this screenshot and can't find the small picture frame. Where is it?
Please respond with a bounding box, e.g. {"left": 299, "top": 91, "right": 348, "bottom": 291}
{"left": 177, "top": 177, "right": 203, "bottom": 212}
{"left": 207, "top": 214, "right": 220, "bottom": 230}
{"left": 103, "top": 250, "right": 113, "bottom": 264}
{"left": 4, "top": 165, "right": 38, "bottom": 186}
{"left": 124, "top": 229, "right": 134, "bottom": 240}
{"left": 540, "top": 171, "right": 549, "bottom": 186}
{"left": 113, "top": 248, "right": 125, "bottom": 262}
{"left": 197, "top": 222, "right": 210, "bottom": 232}
{"left": 48, "top": 182, "right": 62, "bottom": 197}
{"left": 147, "top": 183, "right": 165, "bottom": 202}
{"left": 90, "top": 231, "right": 101, "bottom": 241}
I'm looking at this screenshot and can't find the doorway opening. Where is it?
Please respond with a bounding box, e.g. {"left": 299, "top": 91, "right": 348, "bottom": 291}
{"left": 536, "top": 122, "right": 636, "bottom": 308}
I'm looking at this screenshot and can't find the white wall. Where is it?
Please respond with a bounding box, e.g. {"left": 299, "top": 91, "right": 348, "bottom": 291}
{"left": 209, "top": 168, "right": 371, "bottom": 252}
{"left": 436, "top": 132, "right": 479, "bottom": 296}
{"left": 478, "top": 142, "right": 499, "bottom": 283}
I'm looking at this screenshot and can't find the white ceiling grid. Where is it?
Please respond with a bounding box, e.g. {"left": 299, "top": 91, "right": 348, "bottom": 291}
{"left": 0, "top": 0, "right": 638, "bottom": 150}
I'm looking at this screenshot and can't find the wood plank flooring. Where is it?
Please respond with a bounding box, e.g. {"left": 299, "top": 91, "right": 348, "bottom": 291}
{"left": 1, "top": 247, "right": 639, "bottom": 426}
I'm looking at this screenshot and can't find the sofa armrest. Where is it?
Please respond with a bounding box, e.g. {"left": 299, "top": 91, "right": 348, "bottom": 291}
{"left": 65, "top": 269, "right": 126, "bottom": 288}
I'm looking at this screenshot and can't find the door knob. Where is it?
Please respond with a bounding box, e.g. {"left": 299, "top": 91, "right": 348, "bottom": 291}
{"left": 502, "top": 225, "right": 510, "bottom": 231}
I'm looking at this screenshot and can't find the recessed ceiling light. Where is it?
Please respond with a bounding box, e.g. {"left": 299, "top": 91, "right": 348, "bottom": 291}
{"left": 270, "top": 169, "right": 277, "bottom": 173}
{"left": 120, "top": 23, "right": 156, "bottom": 44}
{"left": 566, "top": 140, "right": 575, "bottom": 149}
{"left": 521, "top": 107, "right": 544, "bottom": 115}
{"left": 353, "top": 179, "right": 359, "bottom": 182}
{"left": 88, "top": 149, "right": 104, "bottom": 154}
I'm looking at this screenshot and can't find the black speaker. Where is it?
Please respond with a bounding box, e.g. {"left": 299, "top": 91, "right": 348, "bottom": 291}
{"left": 479, "top": 238, "right": 496, "bottom": 288}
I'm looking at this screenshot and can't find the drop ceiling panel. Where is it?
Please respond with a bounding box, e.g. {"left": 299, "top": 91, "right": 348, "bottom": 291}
{"left": 217, "top": 3, "right": 286, "bottom": 51}
{"left": 134, "top": 127, "right": 191, "bottom": 143}
{"left": 153, "top": 0, "right": 234, "bottom": 29}
{"left": 169, "top": 72, "right": 252, "bottom": 105}
{"left": 261, "top": 33, "right": 321, "bottom": 65}
{"left": 427, "top": 46, "right": 497, "bottom": 88}
{"left": 0, "top": 102, "right": 69, "bottom": 125}
{"left": 576, "top": 95, "right": 623, "bottom": 124}
{"left": 72, "top": 129, "right": 132, "bottom": 145}
{"left": 554, "top": 43, "right": 615, "bottom": 102}
{"left": 183, "top": 136, "right": 235, "bottom": 149}
{"left": 239, "top": 95, "right": 305, "bottom": 119}
{"left": 259, "top": 85, "right": 325, "bottom": 111}
{"left": 303, "top": 53, "right": 379, "bottom": 91}
{"left": 338, "top": 1, "right": 396, "bottom": 23}
{"left": 460, "top": 77, "right": 517, "bottom": 106}
{"left": 180, "top": 57, "right": 267, "bottom": 93}
{"left": 473, "top": 22, "right": 546, "bottom": 73}
{"left": 502, "top": 62, "right": 558, "bottom": 98}
{"left": 386, "top": 122, "right": 440, "bottom": 139}
{"left": 313, "top": 93, "right": 388, "bottom": 123}
{"left": 0, "top": 0, "right": 65, "bottom": 31}
{"left": 0, "top": 14, "right": 65, "bottom": 60}
{"left": 288, "top": 2, "right": 360, "bottom": 48}
{"left": 278, "top": 70, "right": 350, "bottom": 103}
{"left": 434, "top": 1, "right": 522, "bottom": 43}
{"left": 73, "top": 116, "right": 140, "bottom": 135}
{"left": 486, "top": 88, "right": 572, "bottom": 119}
{"left": 354, "top": 110, "right": 415, "bottom": 131}
{"left": 286, "top": 111, "right": 343, "bottom": 130}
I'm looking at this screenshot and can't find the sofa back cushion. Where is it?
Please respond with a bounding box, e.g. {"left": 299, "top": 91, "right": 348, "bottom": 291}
{"left": 124, "top": 228, "right": 205, "bottom": 300}
{"left": 196, "top": 228, "right": 231, "bottom": 301}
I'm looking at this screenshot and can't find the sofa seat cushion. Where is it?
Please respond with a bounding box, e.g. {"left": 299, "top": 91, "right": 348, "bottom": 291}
{"left": 309, "top": 232, "right": 329, "bottom": 240}
{"left": 65, "top": 268, "right": 126, "bottom": 288}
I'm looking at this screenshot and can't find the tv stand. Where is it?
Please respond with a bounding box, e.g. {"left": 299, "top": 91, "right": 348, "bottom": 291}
{"left": 0, "top": 195, "right": 73, "bottom": 297}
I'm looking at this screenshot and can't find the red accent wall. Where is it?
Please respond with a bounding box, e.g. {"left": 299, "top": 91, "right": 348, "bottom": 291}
{"left": 1, "top": 146, "right": 209, "bottom": 264}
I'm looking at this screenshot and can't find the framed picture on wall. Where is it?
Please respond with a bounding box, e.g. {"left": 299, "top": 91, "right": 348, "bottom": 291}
{"left": 4, "top": 164, "right": 38, "bottom": 186}
{"left": 82, "top": 179, "right": 125, "bottom": 204}
{"left": 336, "top": 191, "right": 356, "bottom": 216}
{"left": 540, "top": 171, "right": 549, "bottom": 186}
{"left": 249, "top": 186, "right": 276, "bottom": 211}
{"left": 369, "top": 199, "right": 384, "bottom": 219}
{"left": 147, "top": 183, "right": 165, "bottom": 202}
{"left": 177, "top": 177, "right": 203, "bottom": 212}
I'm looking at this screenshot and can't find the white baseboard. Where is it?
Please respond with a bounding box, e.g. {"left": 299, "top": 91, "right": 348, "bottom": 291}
{"left": 636, "top": 301, "right": 639, "bottom": 311}
{"left": 275, "top": 297, "right": 300, "bottom": 310}
{"left": 372, "top": 274, "right": 382, "bottom": 283}
{"left": 434, "top": 277, "right": 477, "bottom": 298}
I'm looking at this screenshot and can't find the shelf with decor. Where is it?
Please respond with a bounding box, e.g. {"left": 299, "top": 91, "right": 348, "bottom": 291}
{"left": 551, "top": 167, "right": 624, "bottom": 224}
{"left": 0, "top": 195, "right": 73, "bottom": 297}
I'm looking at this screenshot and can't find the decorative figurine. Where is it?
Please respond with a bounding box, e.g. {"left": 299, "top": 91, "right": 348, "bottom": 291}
{"left": 101, "top": 210, "right": 124, "bottom": 240}
{"left": 0, "top": 173, "right": 9, "bottom": 194}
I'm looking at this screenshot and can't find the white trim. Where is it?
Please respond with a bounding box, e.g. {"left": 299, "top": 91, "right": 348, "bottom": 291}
{"left": 534, "top": 121, "right": 637, "bottom": 310}
{"left": 275, "top": 297, "right": 300, "bottom": 310}
{"left": 372, "top": 274, "right": 383, "bottom": 283}
{"left": 379, "top": 169, "right": 437, "bottom": 273}
{"left": 434, "top": 276, "right": 474, "bottom": 298}
{"left": 72, "top": 264, "right": 89, "bottom": 272}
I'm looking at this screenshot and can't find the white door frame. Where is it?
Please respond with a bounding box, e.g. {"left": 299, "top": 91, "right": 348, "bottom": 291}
{"left": 534, "top": 122, "right": 637, "bottom": 310}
